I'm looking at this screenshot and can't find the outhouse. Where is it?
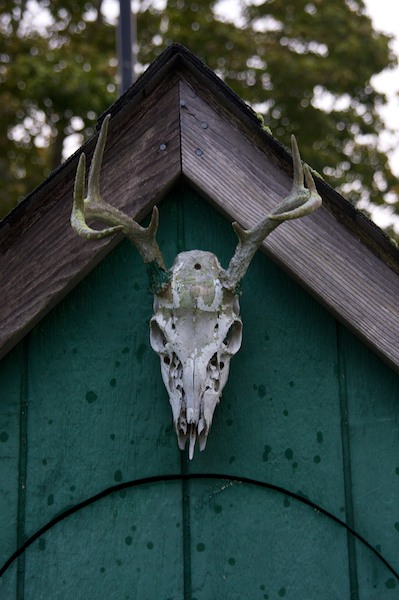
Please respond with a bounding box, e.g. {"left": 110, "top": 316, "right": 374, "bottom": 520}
{"left": 1, "top": 44, "right": 399, "bottom": 599}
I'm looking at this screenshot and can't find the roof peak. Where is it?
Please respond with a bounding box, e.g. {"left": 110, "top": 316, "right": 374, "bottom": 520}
{"left": 1, "top": 45, "right": 399, "bottom": 372}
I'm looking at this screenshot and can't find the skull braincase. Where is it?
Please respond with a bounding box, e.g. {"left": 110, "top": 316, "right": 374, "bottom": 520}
{"left": 150, "top": 250, "right": 242, "bottom": 459}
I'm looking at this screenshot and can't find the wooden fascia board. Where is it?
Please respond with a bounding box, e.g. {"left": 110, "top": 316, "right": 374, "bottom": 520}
{"left": 1, "top": 42, "right": 399, "bottom": 374}
{"left": 0, "top": 75, "right": 182, "bottom": 360}
{"left": 179, "top": 74, "right": 399, "bottom": 372}
{"left": 167, "top": 46, "right": 399, "bottom": 273}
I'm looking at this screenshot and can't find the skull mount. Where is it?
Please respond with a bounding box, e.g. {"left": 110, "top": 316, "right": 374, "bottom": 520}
{"left": 71, "top": 115, "right": 321, "bottom": 458}
{"left": 150, "top": 251, "right": 242, "bottom": 459}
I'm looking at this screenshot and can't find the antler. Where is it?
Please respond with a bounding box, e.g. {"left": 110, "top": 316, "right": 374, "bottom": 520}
{"left": 221, "top": 135, "right": 322, "bottom": 290}
{"left": 71, "top": 114, "right": 167, "bottom": 271}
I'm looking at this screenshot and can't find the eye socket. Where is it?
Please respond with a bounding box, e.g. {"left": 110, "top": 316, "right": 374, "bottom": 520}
{"left": 150, "top": 319, "right": 167, "bottom": 353}
{"left": 194, "top": 263, "right": 201, "bottom": 270}
{"left": 223, "top": 320, "right": 242, "bottom": 354}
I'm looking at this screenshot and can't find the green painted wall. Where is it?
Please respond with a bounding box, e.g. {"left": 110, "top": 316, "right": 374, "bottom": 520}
{"left": 1, "top": 186, "right": 399, "bottom": 599}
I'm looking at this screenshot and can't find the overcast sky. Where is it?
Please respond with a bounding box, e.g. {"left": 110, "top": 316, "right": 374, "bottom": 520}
{"left": 363, "top": 0, "right": 399, "bottom": 170}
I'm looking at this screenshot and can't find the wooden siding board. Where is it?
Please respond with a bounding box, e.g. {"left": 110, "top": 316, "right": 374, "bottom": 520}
{"left": 338, "top": 326, "right": 399, "bottom": 597}
{"left": 0, "top": 76, "right": 182, "bottom": 362}
{"left": 179, "top": 77, "right": 399, "bottom": 374}
{"left": 23, "top": 236, "right": 180, "bottom": 536}
{"left": 181, "top": 191, "right": 352, "bottom": 597}
{"left": 0, "top": 564, "right": 17, "bottom": 599}
{"left": 0, "top": 345, "right": 23, "bottom": 597}
{"left": 188, "top": 482, "right": 350, "bottom": 599}
{"left": 13, "top": 204, "right": 184, "bottom": 592}
{"left": 23, "top": 487, "right": 184, "bottom": 599}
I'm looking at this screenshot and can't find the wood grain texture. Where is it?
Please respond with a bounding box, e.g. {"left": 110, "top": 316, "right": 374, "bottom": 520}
{"left": 2, "top": 46, "right": 399, "bottom": 381}
{"left": 179, "top": 76, "right": 399, "bottom": 374}
{"left": 0, "top": 76, "right": 181, "bottom": 361}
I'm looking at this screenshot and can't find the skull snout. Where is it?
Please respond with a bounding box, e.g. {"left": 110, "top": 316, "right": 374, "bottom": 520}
{"left": 150, "top": 313, "right": 242, "bottom": 458}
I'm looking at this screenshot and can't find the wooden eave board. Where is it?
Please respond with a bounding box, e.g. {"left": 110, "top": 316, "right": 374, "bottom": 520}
{"left": 178, "top": 72, "right": 399, "bottom": 371}
{"left": 1, "top": 45, "right": 399, "bottom": 374}
{"left": 0, "top": 73, "right": 182, "bottom": 360}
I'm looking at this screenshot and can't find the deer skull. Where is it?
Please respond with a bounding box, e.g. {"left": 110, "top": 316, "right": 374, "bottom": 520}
{"left": 71, "top": 115, "right": 321, "bottom": 458}
{"left": 149, "top": 251, "right": 242, "bottom": 458}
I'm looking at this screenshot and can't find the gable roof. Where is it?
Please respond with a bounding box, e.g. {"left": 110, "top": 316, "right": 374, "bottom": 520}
{"left": 1, "top": 44, "right": 399, "bottom": 371}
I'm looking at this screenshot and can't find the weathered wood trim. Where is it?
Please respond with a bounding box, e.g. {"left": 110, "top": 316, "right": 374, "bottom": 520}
{"left": 179, "top": 77, "right": 399, "bottom": 372}
{"left": 2, "top": 44, "right": 399, "bottom": 375}
{"left": 0, "top": 77, "right": 182, "bottom": 360}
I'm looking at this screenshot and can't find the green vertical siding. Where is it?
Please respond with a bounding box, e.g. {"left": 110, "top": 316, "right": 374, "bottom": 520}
{"left": 0, "top": 345, "right": 23, "bottom": 598}
{"left": 338, "top": 328, "right": 399, "bottom": 598}
{"left": 185, "top": 194, "right": 350, "bottom": 597}
{"left": 1, "top": 186, "right": 399, "bottom": 598}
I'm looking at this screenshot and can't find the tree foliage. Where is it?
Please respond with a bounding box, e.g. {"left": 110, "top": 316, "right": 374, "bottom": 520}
{"left": 1, "top": 0, "right": 398, "bottom": 222}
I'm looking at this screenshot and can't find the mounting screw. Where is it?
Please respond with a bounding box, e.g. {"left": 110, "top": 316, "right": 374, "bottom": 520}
{"left": 159, "top": 143, "right": 167, "bottom": 151}
{"left": 195, "top": 148, "right": 203, "bottom": 156}
{"left": 201, "top": 122, "right": 208, "bottom": 129}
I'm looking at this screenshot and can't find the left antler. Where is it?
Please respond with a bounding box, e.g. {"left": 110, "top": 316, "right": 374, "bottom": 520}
{"left": 71, "top": 114, "right": 167, "bottom": 270}
{"left": 221, "top": 135, "right": 322, "bottom": 290}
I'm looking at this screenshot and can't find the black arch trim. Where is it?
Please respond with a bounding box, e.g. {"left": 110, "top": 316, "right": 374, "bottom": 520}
{"left": 1, "top": 472, "right": 398, "bottom": 581}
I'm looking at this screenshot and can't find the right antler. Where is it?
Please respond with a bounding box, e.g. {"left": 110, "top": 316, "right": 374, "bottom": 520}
{"left": 221, "top": 135, "right": 322, "bottom": 291}
{"left": 71, "top": 114, "right": 167, "bottom": 272}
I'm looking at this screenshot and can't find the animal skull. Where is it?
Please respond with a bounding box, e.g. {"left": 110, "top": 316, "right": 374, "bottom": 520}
{"left": 71, "top": 114, "right": 321, "bottom": 458}
{"left": 150, "top": 251, "right": 242, "bottom": 458}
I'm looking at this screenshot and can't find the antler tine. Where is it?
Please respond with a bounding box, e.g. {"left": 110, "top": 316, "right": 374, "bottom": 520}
{"left": 71, "top": 114, "right": 167, "bottom": 270}
{"left": 269, "top": 136, "right": 321, "bottom": 221}
{"left": 221, "top": 135, "right": 322, "bottom": 291}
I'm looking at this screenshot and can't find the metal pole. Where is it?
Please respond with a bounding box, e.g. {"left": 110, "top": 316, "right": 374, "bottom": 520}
{"left": 118, "top": 0, "right": 137, "bottom": 93}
